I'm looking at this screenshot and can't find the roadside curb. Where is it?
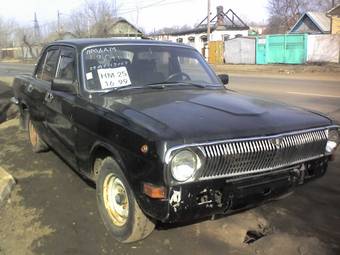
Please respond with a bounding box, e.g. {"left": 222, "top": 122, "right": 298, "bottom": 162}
{"left": 0, "top": 166, "right": 15, "bottom": 206}
{"left": 226, "top": 72, "right": 340, "bottom": 82}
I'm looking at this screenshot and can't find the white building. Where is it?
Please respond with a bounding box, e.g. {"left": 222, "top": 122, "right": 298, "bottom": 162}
{"left": 150, "top": 6, "right": 249, "bottom": 57}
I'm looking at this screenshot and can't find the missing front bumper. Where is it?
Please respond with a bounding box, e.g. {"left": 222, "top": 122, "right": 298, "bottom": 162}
{"left": 164, "top": 157, "right": 328, "bottom": 223}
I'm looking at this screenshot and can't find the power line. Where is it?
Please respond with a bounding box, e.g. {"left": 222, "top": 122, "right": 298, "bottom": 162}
{"left": 118, "top": 0, "right": 169, "bottom": 10}
{"left": 118, "top": 0, "right": 197, "bottom": 15}
{"left": 20, "top": 0, "right": 199, "bottom": 34}
{"left": 118, "top": 0, "right": 167, "bottom": 14}
{"left": 207, "top": 0, "right": 210, "bottom": 42}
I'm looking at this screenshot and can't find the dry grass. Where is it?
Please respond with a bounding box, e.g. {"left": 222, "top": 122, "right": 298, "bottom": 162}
{"left": 0, "top": 77, "right": 14, "bottom": 87}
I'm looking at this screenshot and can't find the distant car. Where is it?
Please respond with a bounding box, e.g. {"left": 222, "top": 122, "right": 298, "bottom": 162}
{"left": 11, "top": 39, "right": 339, "bottom": 243}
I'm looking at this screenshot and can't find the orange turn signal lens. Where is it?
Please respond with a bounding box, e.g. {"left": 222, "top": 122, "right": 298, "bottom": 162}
{"left": 143, "top": 183, "right": 167, "bottom": 199}
{"left": 140, "top": 144, "right": 149, "bottom": 154}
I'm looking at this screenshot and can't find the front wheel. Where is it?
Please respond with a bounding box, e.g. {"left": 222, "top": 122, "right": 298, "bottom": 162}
{"left": 96, "top": 157, "right": 155, "bottom": 243}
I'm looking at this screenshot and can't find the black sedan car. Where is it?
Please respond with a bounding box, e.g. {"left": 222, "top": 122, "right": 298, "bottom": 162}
{"left": 11, "top": 39, "right": 339, "bottom": 243}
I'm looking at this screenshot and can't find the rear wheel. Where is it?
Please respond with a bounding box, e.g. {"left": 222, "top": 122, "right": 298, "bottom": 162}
{"left": 28, "top": 118, "right": 49, "bottom": 153}
{"left": 96, "top": 157, "right": 155, "bottom": 243}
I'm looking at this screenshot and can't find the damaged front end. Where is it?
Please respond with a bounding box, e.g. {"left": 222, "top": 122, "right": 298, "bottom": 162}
{"left": 155, "top": 126, "right": 339, "bottom": 223}
{"left": 165, "top": 157, "right": 328, "bottom": 223}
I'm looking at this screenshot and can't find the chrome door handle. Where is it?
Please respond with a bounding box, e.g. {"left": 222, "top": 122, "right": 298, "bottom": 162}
{"left": 27, "top": 84, "right": 34, "bottom": 93}
{"left": 45, "top": 92, "right": 54, "bottom": 103}
{"left": 10, "top": 97, "right": 19, "bottom": 105}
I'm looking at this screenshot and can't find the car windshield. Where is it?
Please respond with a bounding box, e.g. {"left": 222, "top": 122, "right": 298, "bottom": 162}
{"left": 82, "top": 44, "right": 222, "bottom": 91}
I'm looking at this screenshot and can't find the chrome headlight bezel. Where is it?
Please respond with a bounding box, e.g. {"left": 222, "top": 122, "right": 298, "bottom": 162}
{"left": 169, "top": 149, "right": 203, "bottom": 182}
{"left": 325, "top": 127, "right": 340, "bottom": 155}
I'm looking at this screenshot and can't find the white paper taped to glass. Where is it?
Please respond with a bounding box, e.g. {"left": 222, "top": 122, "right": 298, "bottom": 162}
{"left": 97, "top": 67, "right": 132, "bottom": 89}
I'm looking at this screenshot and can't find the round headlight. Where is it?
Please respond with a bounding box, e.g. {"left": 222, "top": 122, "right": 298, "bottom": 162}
{"left": 170, "top": 150, "right": 199, "bottom": 182}
{"left": 326, "top": 128, "right": 339, "bottom": 154}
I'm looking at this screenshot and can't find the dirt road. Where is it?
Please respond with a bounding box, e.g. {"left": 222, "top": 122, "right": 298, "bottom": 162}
{"left": 0, "top": 66, "right": 339, "bottom": 255}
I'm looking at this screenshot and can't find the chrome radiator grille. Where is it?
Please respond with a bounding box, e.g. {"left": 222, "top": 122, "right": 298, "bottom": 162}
{"left": 198, "top": 129, "right": 328, "bottom": 180}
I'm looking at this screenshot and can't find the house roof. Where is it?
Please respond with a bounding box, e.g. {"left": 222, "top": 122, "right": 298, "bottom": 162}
{"left": 196, "top": 8, "right": 249, "bottom": 30}
{"left": 162, "top": 26, "right": 215, "bottom": 36}
{"left": 150, "top": 7, "right": 248, "bottom": 36}
{"left": 162, "top": 25, "right": 248, "bottom": 36}
{"left": 327, "top": 4, "right": 340, "bottom": 16}
{"left": 308, "top": 12, "right": 331, "bottom": 32}
{"left": 290, "top": 12, "right": 330, "bottom": 33}
{"left": 110, "top": 17, "right": 144, "bottom": 35}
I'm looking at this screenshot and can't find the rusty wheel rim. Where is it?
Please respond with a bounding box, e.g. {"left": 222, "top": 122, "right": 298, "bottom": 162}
{"left": 103, "top": 174, "right": 129, "bottom": 227}
{"left": 28, "top": 121, "right": 38, "bottom": 147}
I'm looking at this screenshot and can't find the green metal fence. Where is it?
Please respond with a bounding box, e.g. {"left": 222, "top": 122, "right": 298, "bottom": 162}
{"left": 256, "top": 34, "right": 307, "bottom": 64}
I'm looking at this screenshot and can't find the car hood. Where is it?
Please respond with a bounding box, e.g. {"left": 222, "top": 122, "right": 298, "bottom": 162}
{"left": 91, "top": 88, "right": 332, "bottom": 143}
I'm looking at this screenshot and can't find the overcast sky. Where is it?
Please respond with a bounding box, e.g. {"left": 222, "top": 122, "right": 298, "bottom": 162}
{"left": 0, "top": 0, "right": 269, "bottom": 32}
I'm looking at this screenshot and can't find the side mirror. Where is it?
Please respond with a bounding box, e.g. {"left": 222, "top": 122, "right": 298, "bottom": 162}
{"left": 51, "top": 79, "right": 77, "bottom": 94}
{"left": 218, "top": 74, "right": 229, "bottom": 86}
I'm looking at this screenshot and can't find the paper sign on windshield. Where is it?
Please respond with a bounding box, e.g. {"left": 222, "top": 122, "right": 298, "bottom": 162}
{"left": 97, "top": 67, "right": 131, "bottom": 89}
{"left": 86, "top": 72, "right": 93, "bottom": 80}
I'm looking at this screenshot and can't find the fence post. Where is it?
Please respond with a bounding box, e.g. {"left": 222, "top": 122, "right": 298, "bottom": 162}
{"left": 284, "top": 34, "right": 287, "bottom": 63}
{"left": 304, "top": 33, "right": 308, "bottom": 64}
{"left": 265, "top": 35, "right": 269, "bottom": 64}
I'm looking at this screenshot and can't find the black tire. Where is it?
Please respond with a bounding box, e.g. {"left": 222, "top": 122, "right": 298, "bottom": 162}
{"left": 96, "top": 157, "right": 155, "bottom": 243}
{"left": 27, "top": 117, "right": 49, "bottom": 153}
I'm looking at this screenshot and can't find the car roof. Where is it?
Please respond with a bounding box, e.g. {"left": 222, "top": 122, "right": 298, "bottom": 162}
{"left": 50, "top": 38, "right": 193, "bottom": 51}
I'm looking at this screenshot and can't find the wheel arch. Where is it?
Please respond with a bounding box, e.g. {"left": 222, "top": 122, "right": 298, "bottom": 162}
{"left": 90, "top": 141, "right": 168, "bottom": 223}
{"left": 89, "top": 141, "right": 126, "bottom": 179}
{"left": 18, "top": 100, "right": 29, "bottom": 130}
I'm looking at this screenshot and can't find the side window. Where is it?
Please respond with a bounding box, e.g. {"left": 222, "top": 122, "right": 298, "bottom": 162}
{"left": 56, "top": 48, "right": 76, "bottom": 81}
{"left": 37, "top": 48, "right": 60, "bottom": 81}
{"left": 35, "top": 51, "right": 47, "bottom": 79}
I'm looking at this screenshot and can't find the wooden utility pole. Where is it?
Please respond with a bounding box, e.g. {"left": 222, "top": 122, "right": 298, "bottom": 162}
{"left": 33, "top": 12, "right": 40, "bottom": 42}
{"left": 57, "top": 10, "right": 61, "bottom": 34}
{"left": 87, "top": 19, "right": 91, "bottom": 37}
{"left": 207, "top": 0, "right": 211, "bottom": 42}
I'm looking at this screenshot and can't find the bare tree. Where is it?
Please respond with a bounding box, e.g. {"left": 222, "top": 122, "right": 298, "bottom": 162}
{"left": 67, "top": 9, "right": 89, "bottom": 37}
{"left": 84, "top": 0, "right": 119, "bottom": 37}
{"left": 312, "top": 0, "right": 340, "bottom": 11}
{"left": 266, "top": 0, "right": 340, "bottom": 34}
{"left": 0, "top": 18, "right": 18, "bottom": 48}
{"left": 64, "top": 0, "right": 120, "bottom": 37}
{"left": 0, "top": 0, "right": 124, "bottom": 57}
{"left": 14, "top": 27, "right": 39, "bottom": 59}
{"left": 267, "top": 0, "right": 311, "bottom": 33}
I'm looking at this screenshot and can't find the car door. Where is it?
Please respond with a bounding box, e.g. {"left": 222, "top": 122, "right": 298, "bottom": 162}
{"left": 25, "top": 46, "right": 60, "bottom": 143}
{"left": 43, "top": 46, "right": 78, "bottom": 168}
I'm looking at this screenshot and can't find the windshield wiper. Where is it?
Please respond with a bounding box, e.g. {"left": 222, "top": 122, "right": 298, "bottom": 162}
{"left": 98, "top": 81, "right": 212, "bottom": 96}
{"left": 145, "top": 81, "right": 208, "bottom": 88}
{"left": 98, "top": 84, "right": 165, "bottom": 96}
